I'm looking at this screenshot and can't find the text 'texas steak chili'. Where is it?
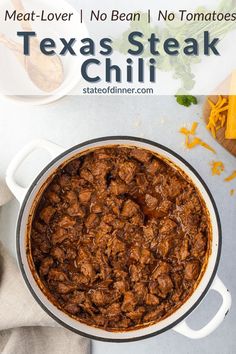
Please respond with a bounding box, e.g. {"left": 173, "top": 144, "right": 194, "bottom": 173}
{"left": 29, "top": 146, "right": 211, "bottom": 330}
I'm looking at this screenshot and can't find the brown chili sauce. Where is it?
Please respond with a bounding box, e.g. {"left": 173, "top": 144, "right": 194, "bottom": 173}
{"left": 29, "top": 146, "right": 211, "bottom": 330}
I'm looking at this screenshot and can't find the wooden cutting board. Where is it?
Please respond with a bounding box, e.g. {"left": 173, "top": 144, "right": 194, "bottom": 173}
{"left": 203, "top": 95, "right": 236, "bottom": 157}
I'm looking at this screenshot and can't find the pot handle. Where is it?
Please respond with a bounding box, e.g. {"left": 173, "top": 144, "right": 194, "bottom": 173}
{"left": 173, "top": 275, "right": 231, "bottom": 339}
{"left": 6, "top": 139, "right": 64, "bottom": 203}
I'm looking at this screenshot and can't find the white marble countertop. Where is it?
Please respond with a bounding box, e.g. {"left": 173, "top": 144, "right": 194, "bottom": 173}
{"left": 0, "top": 95, "right": 235, "bottom": 354}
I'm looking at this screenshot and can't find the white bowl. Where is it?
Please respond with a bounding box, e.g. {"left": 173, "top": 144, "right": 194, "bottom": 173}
{"left": 6, "top": 137, "right": 231, "bottom": 341}
{"left": 0, "top": 0, "right": 88, "bottom": 105}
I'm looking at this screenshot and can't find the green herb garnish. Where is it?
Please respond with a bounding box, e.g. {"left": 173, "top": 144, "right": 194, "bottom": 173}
{"left": 114, "top": 0, "right": 236, "bottom": 93}
{"left": 175, "top": 95, "right": 198, "bottom": 107}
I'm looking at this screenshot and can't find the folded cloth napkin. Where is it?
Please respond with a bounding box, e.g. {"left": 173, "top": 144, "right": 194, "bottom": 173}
{"left": 0, "top": 178, "right": 12, "bottom": 207}
{"left": 0, "top": 177, "right": 90, "bottom": 354}
{"left": 0, "top": 243, "right": 90, "bottom": 354}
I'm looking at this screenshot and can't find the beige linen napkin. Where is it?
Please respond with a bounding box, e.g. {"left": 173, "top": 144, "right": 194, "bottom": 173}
{"left": 0, "top": 179, "right": 90, "bottom": 354}
{"left": 0, "top": 178, "right": 12, "bottom": 207}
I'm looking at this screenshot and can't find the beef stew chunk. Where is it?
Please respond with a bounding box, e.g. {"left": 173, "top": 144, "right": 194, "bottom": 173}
{"left": 30, "top": 146, "right": 210, "bottom": 330}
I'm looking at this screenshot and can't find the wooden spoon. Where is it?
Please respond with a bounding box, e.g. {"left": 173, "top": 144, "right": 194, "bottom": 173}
{"left": 203, "top": 95, "right": 236, "bottom": 157}
{"left": 0, "top": 34, "right": 25, "bottom": 66}
{"left": 0, "top": 0, "right": 64, "bottom": 92}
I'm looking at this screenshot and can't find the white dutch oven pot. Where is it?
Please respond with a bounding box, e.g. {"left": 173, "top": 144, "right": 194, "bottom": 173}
{"left": 6, "top": 137, "right": 231, "bottom": 342}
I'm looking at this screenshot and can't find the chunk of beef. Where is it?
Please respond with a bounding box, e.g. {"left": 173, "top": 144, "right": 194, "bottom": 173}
{"left": 159, "top": 218, "right": 177, "bottom": 234}
{"left": 71, "top": 176, "right": 83, "bottom": 189}
{"left": 114, "top": 280, "right": 129, "bottom": 293}
{"left": 64, "top": 303, "right": 80, "bottom": 315}
{"left": 133, "top": 283, "right": 148, "bottom": 302}
{"left": 143, "top": 220, "right": 158, "bottom": 242}
{"left": 188, "top": 194, "right": 202, "bottom": 212}
{"left": 38, "top": 238, "right": 51, "bottom": 254}
{"left": 91, "top": 202, "right": 103, "bottom": 214}
{"left": 136, "top": 174, "right": 148, "bottom": 193}
{"left": 90, "top": 290, "right": 110, "bottom": 306}
{"left": 92, "top": 160, "right": 111, "bottom": 178}
{"left": 50, "top": 183, "right": 60, "bottom": 193}
{"left": 85, "top": 213, "right": 100, "bottom": 229}
{"left": 56, "top": 282, "right": 76, "bottom": 294}
{"left": 48, "top": 268, "right": 68, "bottom": 282}
{"left": 121, "top": 200, "right": 140, "bottom": 218}
{"left": 157, "top": 237, "right": 174, "bottom": 257}
{"left": 163, "top": 176, "right": 185, "bottom": 198}
{"left": 50, "top": 246, "right": 65, "bottom": 262}
{"left": 78, "top": 190, "right": 92, "bottom": 204}
{"left": 65, "top": 159, "right": 80, "bottom": 175}
{"left": 106, "top": 197, "right": 123, "bottom": 216}
{"left": 130, "top": 246, "right": 141, "bottom": 262}
{"left": 58, "top": 174, "right": 71, "bottom": 189}
{"left": 93, "top": 315, "right": 106, "bottom": 327}
{"left": 80, "top": 262, "right": 95, "bottom": 280}
{"left": 39, "top": 206, "right": 56, "bottom": 224}
{"left": 65, "top": 247, "right": 77, "bottom": 260}
{"left": 177, "top": 195, "right": 202, "bottom": 234}
{"left": 158, "top": 200, "right": 172, "bottom": 214}
{"left": 58, "top": 215, "right": 76, "bottom": 229}
{"left": 146, "top": 159, "right": 164, "bottom": 175}
{"left": 116, "top": 318, "right": 131, "bottom": 328}
{"left": 121, "top": 291, "right": 137, "bottom": 312}
{"left": 70, "top": 291, "right": 86, "bottom": 304}
{"left": 130, "top": 213, "right": 144, "bottom": 226}
{"left": 140, "top": 248, "right": 152, "bottom": 265}
{"left": 192, "top": 233, "right": 207, "bottom": 258}
{"left": 80, "top": 169, "right": 94, "bottom": 183}
{"left": 34, "top": 221, "right": 47, "bottom": 234}
{"left": 145, "top": 194, "right": 158, "bottom": 210}
{"left": 77, "top": 247, "right": 90, "bottom": 262}
{"left": 171, "top": 272, "right": 183, "bottom": 289}
{"left": 71, "top": 273, "right": 89, "bottom": 286}
{"left": 129, "top": 264, "right": 142, "bottom": 282}
{"left": 80, "top": 299, "right": 97, "bottom": 316}
{"left": 47, "top": 191, "right": 61, "bottom": 204}
{"left": 143, "top": 304, "right": 165, "bottom": 322}
{"left": 118, "top": 161, "right": 136, "bottom": 184}
{"left": 157, "top": 274, "right": 173, "bottom": 297}
{"left": 130, "top": 149, "right": 151, "bottom": 163}
{"left": 65, "top": 191, "right": 85, "bottom": 217}
{"left": 145, "top": 293, "right": 160, "bottom": 306}
{"left": 179, "top": 239, "right": 189, "bottom": 260}
{"left": 184, "top": 260, "right": 200, "bottom": 281}
{"left": 151, "top": 262, "right": 170, "bottom": 280}
{"left": 39, "top": 257, "right": 53, "bottom": 276}
{"left": 109, "top": 180, "right": 128, "bottom": 195}
{"left": 94, "top": 149, "right": 112, "bottom": 160}
{"left": 171, "top": 289, "right": 183, "bottom": 303}
{"left": 149, "top": 281, "right": 158, "bottom": 295}
{"left": 106, "top": 238, "right": 125, "bottom": 257}
{"left": 127, "top": 306, "right": 145, "bottom": 320}
{"left": 51, "top": 228, "right": 69, "bottom": 245}
{"left": 105, "top": 303, "right": 121, "bottom": 318}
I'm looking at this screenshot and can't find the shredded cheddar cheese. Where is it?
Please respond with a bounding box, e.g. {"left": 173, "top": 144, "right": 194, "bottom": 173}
{"left": 207, "top": 96, "right": 229, "bottom": 138}
{"left": 180, "top": 122, "right": 216, "bottom": 154}
{"left": 180, "top": 122, "right": 235, "bottom": 198}
{"left": 179, "top": 127, "right": 191, "bottom": 135}
{"left": 210, "top": 161, "right": 225, "bottom": 176}
{"left": 190, "top": 122, "right": 198, "bottom": 135}
{"left": 225, "top": 170, "right": 236, "bottom": 182}
{"left": 197, "top": 141, "right": 216, "bottom": 154}
{"left": 225, "top": 72, "right": 236, "bottom": 139}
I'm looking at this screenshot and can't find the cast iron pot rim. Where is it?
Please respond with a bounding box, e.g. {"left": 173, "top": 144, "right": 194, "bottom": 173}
{"left": 16, "top": 136, "right": 222, "bottom": 343}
